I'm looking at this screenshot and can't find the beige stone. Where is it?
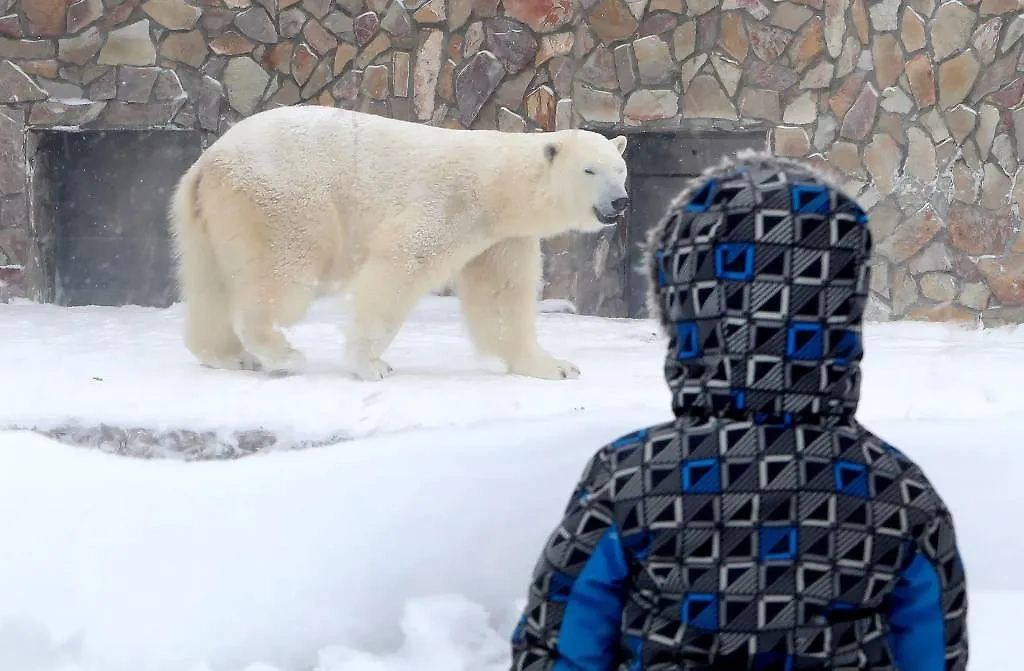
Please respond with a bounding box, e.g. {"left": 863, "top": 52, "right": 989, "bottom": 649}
{"left": 773, "top": 125, "right": 810, "bottom": 157}
{"left": 872, "top": 33, "right": 902, "bottom": 89}
{"left": 787, "top": 16, "right": 823, "bottom": 71}
{"left": 869, "top": 260, "right": 891, "bottom": 299}
{"left": 850, "top": 0, "right": 869, "bottom": 42}
{"left": 906, "top": 302, "right": 976, "bottom": 321}
{"left": 864, "top": 133, "right": 902, "bottom": 195}
{"left": 334, "top": 42, "right": 357, "bottom": 74}
{"left": 623, "top": 89, "right": 677, "bottom": 124}
{"left": 904, "top": 127, "right": 937, "bottom": 183}
{"left": 905, "top": 53, "right": 935, "bottom": 108}
{"left": 783, "top": 91, "right": 816, "bottom": 124}
{"left": 1013, "top": 166, "right": 1024, "bottom": 209}
{"left": 930, "top": 1, "right": 977, "bottom": 61}
{"left": 813, "top": 114, "right": 838, "bottom": 149}
{"left": 991, "top": 134, "right": 1014, "bottom": 177}
{"left": 918, "top": 272, "right": 958, "bottom": 302}
{"left": 633, "top": 35, "right": 673, "bottom": 85}
{"left": 868, "top": 0, "right": 899, "bottom": 30}
{"left": 497, "top": 105, "right": 528, "bottom": 132}
{"left": 413, "top": 29, "right": 443, "bottom": 120}
{"left": 739, "top": 88, "right": 781, "bottom": 121}
{"left": 678, "top": 53, "right": 707, "bottom": 91}
{"left": 952, "top": 161, "right": 979, "bottom": 202}
{"left": 938, "top": 51, "right": 980, "bottom": 110}
{"left": 948, "top": 202, "right": 1011, "bottom": 254}
{"left": 961, "top": 139, "right": 981, "bottom": 170}
{"left": 572, "top": 81, "right": 621, "bottom": 122}
{"left": 890, "top": 267, "right": 918, "bottom": 316}
{"left": 772, "top": 2, "right": 813, "bottom": 31}
{"left": 718, "top": 11, "right": 749, "bottom": 62}
{"left": 142, "top": 0, "right": 199, "bottom": 30}
{"left": 672, "top": 20, "right": 696, "bottom": 61}
{"left": 945, "top": 104, "right": 977, "bottom": 144}
{"left": 976, "top": 104, "right": 998, "bottom": 159}
{"left": 900, "top": 7, "right": 926, "bottom": 52}
{"left": 98, "top": 19, "right": 155, "bottom": 66}
{"left": 836, "top": 34, "right": 860, "bottom": 77}
{"left": 876, "top": 206, "right": 941, "bottom": 264}
{"left": 909, "top": 241, "right": 953, "bottom": 274}
{"left": 935, "top": 137, "right": 956, "bottom": 166}
{"left": 159, "top": 29, "right": 206, "bottom": 68}
{"left": 827, "top": 141, "right": 865, "bottom": 176}
{"left": 823, "top": 0, "right": 847, "bottom": 58}
{"left": 958, "top": 282, "right": 990, "bottom": 310}
{"left": 800, "top": 61, "right": 833, "bottom": 88}
{"left": 868, "top": 202, "right": 900, "bottom": 240}
{"left": 981, "top": 163, "right": 1011, "bottom": 209}
{"left": 721, "top": 0, "right": 769, "bottom": 20}
{"left": 535, "top": 32, "right": 573, "bottom": 66}
{"left": 681, "top": 75, "right": 737, "bottom": 119}
{"left": 972, "top": 17, "right": 1002, "bottom": 65}
{"left": 710, "top": 53, "right": 741, "bottom": 96}
{"left": 920, "top": 108, "right": 949, "bottom": 143}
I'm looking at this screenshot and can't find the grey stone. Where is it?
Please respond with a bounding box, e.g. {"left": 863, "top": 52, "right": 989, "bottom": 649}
{"left": 153, "top": 69, "right": 185, "bottom": 100}
{"left": 613, "top": 44, "right": 638, "bottom": 94}
{"left": 279, "top": 8, "right": 308, "bottom": 39}
{"left": 454, "top": 49, "right": 506, "bottom": 126}
{"left": 222, "top": 56, "right": 269, "bottom": 116}
{"left": 197, "top": 75, "right": 222, "bottom": 131}
{"left": 868, "top": 0, "right": 899, "bottom": 31}
{"left": 235, "top": 7, "right": 278, "bottom": 43}
{"left": 116, "top": 66, "right": 159, "bottom": 103}
{"left": 497, "top": 106, "right": 526, "bottom": 131}
{"left": 813, "top": 113, "right": 838, "bottom": 149}
{"left": 0, "top": 110, "right": 25, "bottom": 194}
{"left": 484, "top": 17, "right": 538, "bottom": 74}
{"left": 0, "top": 60, "right": 47, "bottom": 104}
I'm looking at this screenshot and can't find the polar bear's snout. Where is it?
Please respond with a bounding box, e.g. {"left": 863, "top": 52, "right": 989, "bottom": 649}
{"left": 593, "top": 188, "right": 630, "bottom": 225}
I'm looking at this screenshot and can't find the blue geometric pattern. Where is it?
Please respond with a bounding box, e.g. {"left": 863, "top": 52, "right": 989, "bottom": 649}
{"left": 509, "top": 152, "right": 968, "bottom": 671}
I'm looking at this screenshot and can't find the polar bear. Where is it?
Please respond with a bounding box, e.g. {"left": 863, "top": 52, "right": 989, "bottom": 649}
{"left": 169, "top": 105, "right": 629, "bottom": 381}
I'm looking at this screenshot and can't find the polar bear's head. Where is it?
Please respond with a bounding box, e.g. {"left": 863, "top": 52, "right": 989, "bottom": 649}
{"left": 542, "top": 130, "right": 629, "bottom": 233}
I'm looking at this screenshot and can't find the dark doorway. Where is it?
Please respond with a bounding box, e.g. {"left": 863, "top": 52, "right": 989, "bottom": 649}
{"left": 620, "top": 129, "right": 768, "bottom": 317}
{"left": 36, "top": 129, "right": 202, "bottom": 307}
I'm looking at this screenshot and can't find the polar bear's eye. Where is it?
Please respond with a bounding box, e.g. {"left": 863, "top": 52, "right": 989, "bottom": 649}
{"left": 584, "top": 168, "right": 596, "bottom": 175}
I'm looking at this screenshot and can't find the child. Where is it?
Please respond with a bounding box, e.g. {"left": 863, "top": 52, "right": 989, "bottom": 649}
{"left": 509, "top": 151, "right": 968, "bottom": 670}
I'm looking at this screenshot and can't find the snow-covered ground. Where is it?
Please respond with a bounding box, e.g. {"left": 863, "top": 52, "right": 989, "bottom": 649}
{"left": 0, "top": 296, "right": 1021, "bottom": 670}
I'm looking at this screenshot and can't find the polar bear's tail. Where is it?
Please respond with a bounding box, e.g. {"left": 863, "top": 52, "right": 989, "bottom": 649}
{"left": 169, "top": 159, "right": 240, "bottom": 367}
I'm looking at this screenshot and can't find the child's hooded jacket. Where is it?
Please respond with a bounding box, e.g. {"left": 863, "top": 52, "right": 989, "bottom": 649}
{"left": 509, "top": 151, "right": 969, "bottom": 671}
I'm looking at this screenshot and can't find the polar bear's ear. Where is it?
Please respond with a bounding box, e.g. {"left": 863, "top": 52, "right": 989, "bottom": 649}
{"left": 544, "top": 143, "right": 559, "bottom": 164}
{"left": 611, "top": 135, "right": 627, "bottom": 155}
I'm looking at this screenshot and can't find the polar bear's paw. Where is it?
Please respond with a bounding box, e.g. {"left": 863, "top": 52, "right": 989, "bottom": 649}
{"left": 509, "top": 356, "right": 581, "bottom": 381}
{"left": 345, "top": 357, "right": 395, "bottom": 382}
{"left": 257, "top": 349, "right": 307, "bottom": 375}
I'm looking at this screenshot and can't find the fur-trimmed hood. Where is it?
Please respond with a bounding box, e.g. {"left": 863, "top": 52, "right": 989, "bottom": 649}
{"left": 641, "top": 150, "right": 873, "bottom": 422}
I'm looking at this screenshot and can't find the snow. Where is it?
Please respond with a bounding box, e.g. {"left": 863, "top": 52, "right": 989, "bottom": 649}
{"left": 0, "top": 296, "right": 1021, "bottom": 670}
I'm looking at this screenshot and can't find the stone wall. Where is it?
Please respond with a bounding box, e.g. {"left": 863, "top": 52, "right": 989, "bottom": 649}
{"left": 0, "top": 0, "right": 1022, "bottom": 320}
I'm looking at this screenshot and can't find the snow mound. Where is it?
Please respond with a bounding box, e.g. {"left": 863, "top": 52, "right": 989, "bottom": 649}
{"left": 2, "top": 296, "right": 1024, "bottom": 460}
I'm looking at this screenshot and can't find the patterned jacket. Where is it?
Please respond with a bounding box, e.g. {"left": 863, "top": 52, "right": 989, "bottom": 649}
{"left": 509, "top": 152, "right": 968, "bottom": 671}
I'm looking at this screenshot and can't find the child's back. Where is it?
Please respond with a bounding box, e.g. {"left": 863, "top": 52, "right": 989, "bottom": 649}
{"left": 509, "top": 152, "right": 968, "bottom": 670}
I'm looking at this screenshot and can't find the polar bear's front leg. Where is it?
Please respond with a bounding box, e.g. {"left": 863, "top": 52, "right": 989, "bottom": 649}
{"left": 342, "top": 259, "right": 426, "bottom": 381}
{"left": 457, "top": 236, "right": 581, "bottom": 380}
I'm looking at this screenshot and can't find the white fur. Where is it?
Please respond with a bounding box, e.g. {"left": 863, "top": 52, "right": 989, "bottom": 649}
{"left": 169, "top": 106, "right": 628, "bottom": 381}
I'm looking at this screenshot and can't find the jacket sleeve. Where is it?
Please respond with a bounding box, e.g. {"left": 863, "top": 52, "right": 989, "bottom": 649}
{"left": 510, "top": 447, "right": 630, "bottom": 671}
{"left": 886, "top": 507, "right": 969, "bottom": 671}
